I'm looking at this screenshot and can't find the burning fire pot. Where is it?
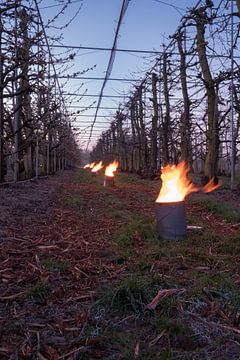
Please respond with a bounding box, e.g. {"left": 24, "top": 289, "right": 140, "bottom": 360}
{"left": 104, "top": 175, "right": 115, "bottom": 187}
{"left": 155, "top": 201, "right": 187, "bottom": 240}
{"left": 155, "top": 162, "right": 221, "bottom": 241}
{"left": 91, "top": 160, "right": 103, "bottom": 177}
{"left": 104, "top": 160, "right": 118, "bottom": 187}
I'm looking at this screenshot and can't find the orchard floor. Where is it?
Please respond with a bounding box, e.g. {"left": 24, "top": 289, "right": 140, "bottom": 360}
{"left": 0, "top": 168, "right": 240, "bottom": 359}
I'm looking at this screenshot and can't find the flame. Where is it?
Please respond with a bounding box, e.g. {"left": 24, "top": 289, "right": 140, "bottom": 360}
{"left": 155, "top": 161, "right": 222, "bottom": 203}
{"left": 202, "top": 177, "right": 222, "bottom": 193}
{"left": 84, "top": 162, "right": 95, "bottom": 169}
{"left": 105, "top": 160, "right": 119, "bottom": 177}
{"left": 156, "top": 162, "right": 198, "bottom": 203}
{"left": 91, "top": 160, "right": 103, "bottom": 173}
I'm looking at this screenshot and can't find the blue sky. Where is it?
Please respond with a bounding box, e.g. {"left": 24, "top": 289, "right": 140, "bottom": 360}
{"left": 40, "top": 0, "right": 200, "bottom": 148}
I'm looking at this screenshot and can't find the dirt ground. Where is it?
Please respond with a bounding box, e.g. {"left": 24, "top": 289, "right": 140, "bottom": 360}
{"left": 0, "top": 169, "right": 239, "bottom": 359}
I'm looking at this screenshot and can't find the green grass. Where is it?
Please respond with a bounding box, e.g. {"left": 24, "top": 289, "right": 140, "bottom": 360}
{"left": 113, "top": 213, "right": 158, "bottom": 259}
{"left": 73, "top": 168, "right": 96, "bottom": 183}
{"left": 216, "top": 235, "right": 240, "bottom": 255}
{"left": 63, "top": 194, "right": 83, "bottom": 208}
{"left": 191, "top": 197, "right": 240, "bottom": 223}
{"left": 151, "top": 316, "right": 190, "bottom": 336}
{"left": 93, "top": 274, "right": 176, "bottom": 316}
{"left": 147, "top": 230, "right": 214, "bottom": 261}
{"left": 99, "top": 328, "right": 176, "bottom": 360}
{"left": 25, "top": 281, "right": 49, "bottom": 304}
{"left": 117, "top": 172, "right": 146, "bottom": 184}
{"left": 190, "top": 272, "right": 236, "bottom": 297}
{"left": 41, "top": 258, "right": 70, "bottom": 273}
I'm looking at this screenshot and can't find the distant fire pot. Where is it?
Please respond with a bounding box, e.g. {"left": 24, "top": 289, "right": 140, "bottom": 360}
{"left": 91, "top": 160, "right": 103, "bottom": 176}
{"left": 103, "top": 160, "right": 119, "bottom": 187}
{"left": 155, "top": 201, "right": 186, "bottom": 240}
{"left": 104, "top": 175, "right": 115, "bottom": 187}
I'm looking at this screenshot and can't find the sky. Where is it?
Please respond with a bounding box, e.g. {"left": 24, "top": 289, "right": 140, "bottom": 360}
{"left": 39, "top": 0, "right": 201, "bottom": 149}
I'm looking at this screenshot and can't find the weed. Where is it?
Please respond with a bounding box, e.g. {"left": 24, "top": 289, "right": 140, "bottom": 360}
{"left": 41, "top": 258, "right": 70, "bottom": 273}
{"left": 100, "top": 329, "right": 175, "bottom": 359}
{"left": 152, "top": 316, "right": 189, "bottom": 336}
{"left": 94, "top": 274, "right": 173, "bottom": 316}
{"left": 118, "top": 172, "right": 145, "bottom": 184}
{"left": 4, "top": 322, "right": 23, "bottom": 335}
{"left": 73, "top": 169, "right": 97, "bottom": 184}
{"left": 191, "top": 197, "right": 240, "bottom": 223}
{"left": 63, "top": 194, "right": 83, "bottom": 208}
{"left": 217, "top": 235, "right": 240, "bottom": 255}
{"left": 157, "top": 349, "right": 176, "bottom": 360}
{"left": 25, "top": 281, "right": 49, "bottom": 304}
{"left": 190, "top": 272, "right": 235, "bottom": 297}
{"left": 113, "top": 214, "right": 158, "bottom": 259}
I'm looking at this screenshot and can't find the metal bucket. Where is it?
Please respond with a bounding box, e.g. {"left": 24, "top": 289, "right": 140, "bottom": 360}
{"left": 104, "top": 175, "right": 115, "bottom": 187}
{"left": 155, "top": 201, "right": 187, "bottom": 240}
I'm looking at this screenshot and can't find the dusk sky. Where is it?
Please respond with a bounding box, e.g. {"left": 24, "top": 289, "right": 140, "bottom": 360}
{"left": 40, "top": 0, "right": 201, "bottom": 149}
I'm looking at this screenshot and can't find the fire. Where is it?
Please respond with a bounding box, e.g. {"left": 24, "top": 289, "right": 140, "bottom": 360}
{"left": 202, "top": 177, "right": 222, "bottom": 193}
{"left": 84, "top": 162, "right": 95, "bottom": 169}
{"left": 91, "top": 160, "right": 103, "bottom": 173}
{"left": 105, "top": 160, "right": 119, "bottom": 177}
{"left": 156, "top": 161, "right": 221, "bottom": 203}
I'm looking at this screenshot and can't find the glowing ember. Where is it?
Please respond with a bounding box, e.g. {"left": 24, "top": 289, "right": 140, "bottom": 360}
{"left": 156, "top": 161, "right": 221, "bottom": 203}
{"left": 89, "top": 162, "right": 95, "bottom": 169}
{"left": 91, "top": 160, "right": 103, "bottom": 173}
{"left": 105, "top": 160, "right": 119, "bottom": 177}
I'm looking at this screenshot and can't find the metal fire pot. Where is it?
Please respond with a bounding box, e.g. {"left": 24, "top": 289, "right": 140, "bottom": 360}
{"left": 155, "top": 201, "right": 187, "bottom": 240}
{"left": 104, "top": 175, "right": 115, "bottom": 187}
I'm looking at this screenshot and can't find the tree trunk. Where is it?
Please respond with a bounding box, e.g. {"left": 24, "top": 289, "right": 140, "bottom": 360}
{"left": 162, "top": 53, "right": 170, "bottom": 165}
{"left": 150, "top": 72, "right": 158, "bottom": 171}
{"left": 138, "top": 86, "right": 148, "bottom": 171}
{"left": 176, "top": 31, "right": 191, "bottom": 166}
{"left": 130, "top": 100, "right": 137, "bottom": 171}
{"left": 196, "top": 10, "right": 219, "bottom": 180}
{"left": 116, "top": 111, "right": 127, "bottom": 171}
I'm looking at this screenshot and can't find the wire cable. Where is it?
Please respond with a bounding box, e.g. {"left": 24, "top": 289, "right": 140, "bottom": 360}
{"left": 86, "top": 0, "right": 130, "bottom": 149}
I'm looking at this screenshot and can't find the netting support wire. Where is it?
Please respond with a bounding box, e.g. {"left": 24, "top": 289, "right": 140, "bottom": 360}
{"left": 230, "top": 0, "right": 235, "bottom": 190}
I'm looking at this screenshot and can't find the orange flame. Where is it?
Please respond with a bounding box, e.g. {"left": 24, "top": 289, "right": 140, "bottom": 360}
{"left": 91, "top": 160, "right": 103, "bottom": 173}
{"left": 156, "top": 161, "right": 221, "bottom": 203}
{"left": 105, "top": 160, "right": 119, "bottom": 177}
{"left": 84, "top": 162, "right": 95, "bottom": 169}
{"left": 202, "top": 177, "right": 222, "bottom": 193}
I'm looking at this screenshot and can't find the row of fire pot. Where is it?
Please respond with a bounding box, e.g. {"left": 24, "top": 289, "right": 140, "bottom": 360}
{"left": 84, "top": 160, "right": 118, "bottom": 187}
{"left": 84, "top": 161, "right": 220, "bottom": 241}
